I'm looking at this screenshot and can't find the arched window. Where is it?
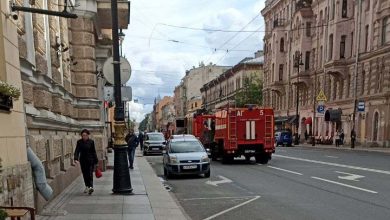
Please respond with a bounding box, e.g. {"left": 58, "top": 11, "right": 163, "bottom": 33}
{"left": 373, "top": 112, "right": 379, "bottom": 141}
{"left": 280, "top": 38, "right": 285, "bottom": 52}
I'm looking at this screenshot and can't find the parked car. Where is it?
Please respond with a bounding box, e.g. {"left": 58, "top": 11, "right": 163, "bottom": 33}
{"left": 143, "top": 132, "right": 166, "bottom": 155}
{"left": 163, "top": 138, "right": 210, "bottom": 178}
{"left": 275, "top": 130, "right": 293, "bottom": 147}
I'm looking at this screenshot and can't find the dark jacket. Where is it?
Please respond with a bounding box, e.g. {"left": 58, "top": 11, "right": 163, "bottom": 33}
{"left": 138, "top": 132, "right": 144, "bottom": 142}
{"left": 125, "top": 134, "right": 139, "bottom": 149}
{"left": 74, "top": 139, "right": 98, "bottom": 165}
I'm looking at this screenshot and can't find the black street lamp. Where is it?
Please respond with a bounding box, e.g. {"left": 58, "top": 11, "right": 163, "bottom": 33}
{"left": 111, "top": 0, "right": 132, "bottom": 194}
{"left": 293, "top": 51, "right": 304, "bottom": 146}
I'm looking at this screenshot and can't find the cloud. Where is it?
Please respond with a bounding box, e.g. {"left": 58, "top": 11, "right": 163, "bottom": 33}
{"left": 121, "top": 0, "right": 266, "bottom": 122}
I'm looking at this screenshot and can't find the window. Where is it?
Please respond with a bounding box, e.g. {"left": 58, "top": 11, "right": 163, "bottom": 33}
{"left": 382, "top": 16, "right": 390, "bottom": 45}
{"left": 351, "top": 32, "right": 354, "bottom": 57}
{"left": 328, "top": 34, "right": 334, "bottom": 61}
{"left": 373, "top": 112, "right": 379, "bottom": 141}
{"left": 342, "top": 0, "right": 348, "bottom": 18}
{"left": 305, "top": 51, "right": 310, "bottom": 70}
{"left": 279, "top": 64, "right": 283, "bottom": 81}
{"left": 306, "top": 22, "right": 311, "bottom": 37}
{"left": 319, "top": 46, "right": 323, "bottom": 66}
{"left": 280, "top": 38, "right": 285, "bottom": 52}
{"left": 195, "top": 102, "right": 197, "bottom": 108}
{"left": 340, "top": 35, "right": 346, "bottom": 58}
{"left": 365, "top": 0, "right": 370, "bottom": 11}
{"left": 361, "top": 70, "right": 366, "bottom": 95}
{"left": 331, "top": 0, "right": 335, "bottom": 20}
{"left": 365, "top": 25, "right": 369, "bottom": 52}
{"left": 272, "top": 63, "right": 275, "bottom": 82}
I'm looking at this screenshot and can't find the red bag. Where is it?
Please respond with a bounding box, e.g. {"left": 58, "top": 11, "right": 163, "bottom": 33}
{"left": 95, "top": 168, "right": 102, "bottom": 178}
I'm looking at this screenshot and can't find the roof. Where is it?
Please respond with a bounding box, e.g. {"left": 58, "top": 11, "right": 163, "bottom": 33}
{"left": 241, "top": 56, "right": 264, "bottom": 64}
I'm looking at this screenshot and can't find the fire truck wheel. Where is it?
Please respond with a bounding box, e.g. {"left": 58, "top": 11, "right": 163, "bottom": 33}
{"left": 255, "top": 154, "right": 269, "bottom": 164}
{"left": 245, "top": 155, "right": 251, "bottom": 162}
{"left": 204, "top": 169, "right": 211, "bottom": 178}
{"left": 222, "top": 155, "right": 234, "bottom": 164}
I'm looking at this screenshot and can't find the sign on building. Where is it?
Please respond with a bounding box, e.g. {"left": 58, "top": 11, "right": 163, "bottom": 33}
{"left": 104, "top": 86, "right": 132, "bottom": 102}
{"left": 358, "top": 101, "right": 365, "bottom": 112}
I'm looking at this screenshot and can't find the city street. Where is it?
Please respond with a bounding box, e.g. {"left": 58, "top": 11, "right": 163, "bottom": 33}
{"left": 146, "top": 147, "right": 390, "bottom": 220}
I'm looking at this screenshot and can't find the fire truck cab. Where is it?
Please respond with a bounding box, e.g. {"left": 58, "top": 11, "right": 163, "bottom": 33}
{"left": 211, "top": 106, "right": 274, "bottom": 164}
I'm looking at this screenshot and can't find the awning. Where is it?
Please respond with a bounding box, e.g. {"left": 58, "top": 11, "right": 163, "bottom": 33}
{"left": 325, "top": 109, "right": 342, "bottom": 122}
{"left": 305, "top": 117, "right": 312, "bottom": 125}
{"left": 288, "top": 115, "right": 299, "bottom": 124}
{"left": 274, "top": 116, "right": 289, "bottom": 124}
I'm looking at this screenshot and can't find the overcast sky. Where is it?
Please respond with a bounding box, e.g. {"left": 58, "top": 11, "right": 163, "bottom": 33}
{"left": 122, "top": 0, "right": 266, "bottom": 122}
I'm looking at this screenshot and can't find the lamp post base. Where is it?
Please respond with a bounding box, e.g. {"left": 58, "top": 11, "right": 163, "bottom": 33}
{"left": 112, "top": 146, "right": 133, "bottom": 194}
{"left": 112, "top": 122, "right": 133, "bottom": 194}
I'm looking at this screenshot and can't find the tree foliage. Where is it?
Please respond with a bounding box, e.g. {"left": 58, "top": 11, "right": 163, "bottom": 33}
{"left": 235, "top": 73, "right": 263, "bottom": 107}
{"left": 138, "top": 114, "right": 150, "bottom": 131}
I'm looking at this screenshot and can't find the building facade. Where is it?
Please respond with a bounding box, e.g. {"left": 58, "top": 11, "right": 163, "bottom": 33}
{"left": 262, "top": 0, "right": 390, "bottom": 147}
{"left": 0, "top": 0, "right": 34, "bottom": 209}
{"left": 0, "top": 0, "right": 129, "bottom": 211}
{"left": 173, "top": 63, "right": 230, "bottom": 119}
{"left": 201, "top": 56, "right": 264, "bottom": 112}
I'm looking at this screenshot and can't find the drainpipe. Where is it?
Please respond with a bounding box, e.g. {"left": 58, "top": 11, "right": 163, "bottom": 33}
{"left": 351, "top": 0, "right": 362, "bottom": 148}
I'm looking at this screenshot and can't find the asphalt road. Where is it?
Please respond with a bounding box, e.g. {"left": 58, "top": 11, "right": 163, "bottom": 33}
{"left": 145, "top": 147, "right": 390, "bottom": 220}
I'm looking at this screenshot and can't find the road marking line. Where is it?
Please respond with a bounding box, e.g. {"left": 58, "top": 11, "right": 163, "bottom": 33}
{"left": 267, "top": 165, "right": 303, "bottom": 175}
{"left": 206, "top": 175, "right": 233, "bottom": 186}
{"left": 202, "top": 196, "right": 261, "bottom": 220}
{"left": 274, "top": 154, "right": 390, "bottom": 175}
{"left": 182, "top": 196, "right": 254, "bottom": 201}
{"left": 311, "top": 176, "right": 378, "bottom": 194}
{"left": 325, "top": 155, "right": 338, "bottom": 158}
{"left": 336, "top": 171, "right": 365, "bottom": 181}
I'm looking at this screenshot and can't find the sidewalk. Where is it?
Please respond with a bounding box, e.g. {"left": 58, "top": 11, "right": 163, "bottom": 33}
{"left": 37, "top": 150, "right": 188, "bottom": 220}
{"left": 298, "top": 143, "right": 390, "bottom": 154}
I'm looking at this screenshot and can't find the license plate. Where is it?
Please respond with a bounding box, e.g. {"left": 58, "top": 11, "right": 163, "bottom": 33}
{"left": 153, "top": 148, "right": 159, "bottom": 150}
{"left": 283, "top": 142, "right": 287, "bottom": 144}
{"left": 245, "top": 150, "right": 255, "bottom": 153}
{"left": 183, "top": 165, "right": 197, "bottom": 169}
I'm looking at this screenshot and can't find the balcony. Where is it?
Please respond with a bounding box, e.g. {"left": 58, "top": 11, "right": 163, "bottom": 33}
{"left": 295, "top": 0, "right": 312, "bottom": 12}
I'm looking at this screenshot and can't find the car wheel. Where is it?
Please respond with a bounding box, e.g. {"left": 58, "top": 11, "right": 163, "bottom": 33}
{"left": 204, "top": 169, "right": 211, "bottom": 178}
{"left": 143, "top": 150, "right": 147, "bottom": 156}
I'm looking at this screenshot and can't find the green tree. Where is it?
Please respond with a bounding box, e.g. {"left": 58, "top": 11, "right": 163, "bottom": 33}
{"left": 235, "top": 73, "right": 263, "bottom": 107}
{"left": 139, "top": 114, "right": 150, "bottom": 131}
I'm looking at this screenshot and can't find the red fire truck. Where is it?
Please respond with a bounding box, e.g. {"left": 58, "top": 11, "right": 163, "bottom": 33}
{"left": 211, "top": 106, "right": 274, "bottom": 164}
{"left": 187, "top": 106, "right": 275, "bottom": 164}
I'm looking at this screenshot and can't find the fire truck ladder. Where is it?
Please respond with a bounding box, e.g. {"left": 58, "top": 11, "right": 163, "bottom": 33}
{"left": 228, "top": 106, "right": 237, "bottom": 149}
{"left": 265, "top": 115, "right": 273, "bottom": 147}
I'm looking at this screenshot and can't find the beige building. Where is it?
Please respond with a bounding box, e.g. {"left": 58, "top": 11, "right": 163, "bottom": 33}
{"left": 0, "top": 0, "right": 34, "bottom": 209}
{"left": 201, "top": 56, "right": 264, "bottom": 112}
{"left": 262, "top": 0, "right": 390, "bottom": 147}
{"left": 173, "top": 63, "right": 230, "bottom": 118}
{"left": 0, "top": 0, "right": 129, "bottom": 211}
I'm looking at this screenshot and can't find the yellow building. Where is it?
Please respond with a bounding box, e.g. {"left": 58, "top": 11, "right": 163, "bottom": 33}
{"left": 0, "top": 1, "right": 33, "bottom": 208}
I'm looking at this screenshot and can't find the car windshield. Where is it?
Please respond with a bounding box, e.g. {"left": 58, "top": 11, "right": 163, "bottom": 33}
{"left": 170, "top": 141, "right": 204, "bottom": 153}
{"left": 148, "top": 134, "right": 164, "bottom": 141}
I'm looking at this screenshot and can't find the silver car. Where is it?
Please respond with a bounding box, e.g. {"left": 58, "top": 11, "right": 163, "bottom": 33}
{"left": 163, "top": 138, "right": 211, "bottom": 178}
{"left": 143, "top": 132, "right": 166, "bottom": 155}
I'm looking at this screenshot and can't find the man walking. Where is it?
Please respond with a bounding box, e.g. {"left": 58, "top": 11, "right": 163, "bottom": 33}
{"left": 138, "top": 131, "right": 145, "bottom": 151}
{"left": 125, "top": 129, "right": 139, "bottom": 169}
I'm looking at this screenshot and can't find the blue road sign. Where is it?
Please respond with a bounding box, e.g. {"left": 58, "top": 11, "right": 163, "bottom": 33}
{"left": 358, "top": 101, "right": 365, "bottom": 112}
{"left": 317, "top": 105, "right": 325, "bottom": 113}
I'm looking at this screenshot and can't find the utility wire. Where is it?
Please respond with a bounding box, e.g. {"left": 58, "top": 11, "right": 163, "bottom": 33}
{"left": 205, "top": 13, "right": 261, "bottom": 64}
